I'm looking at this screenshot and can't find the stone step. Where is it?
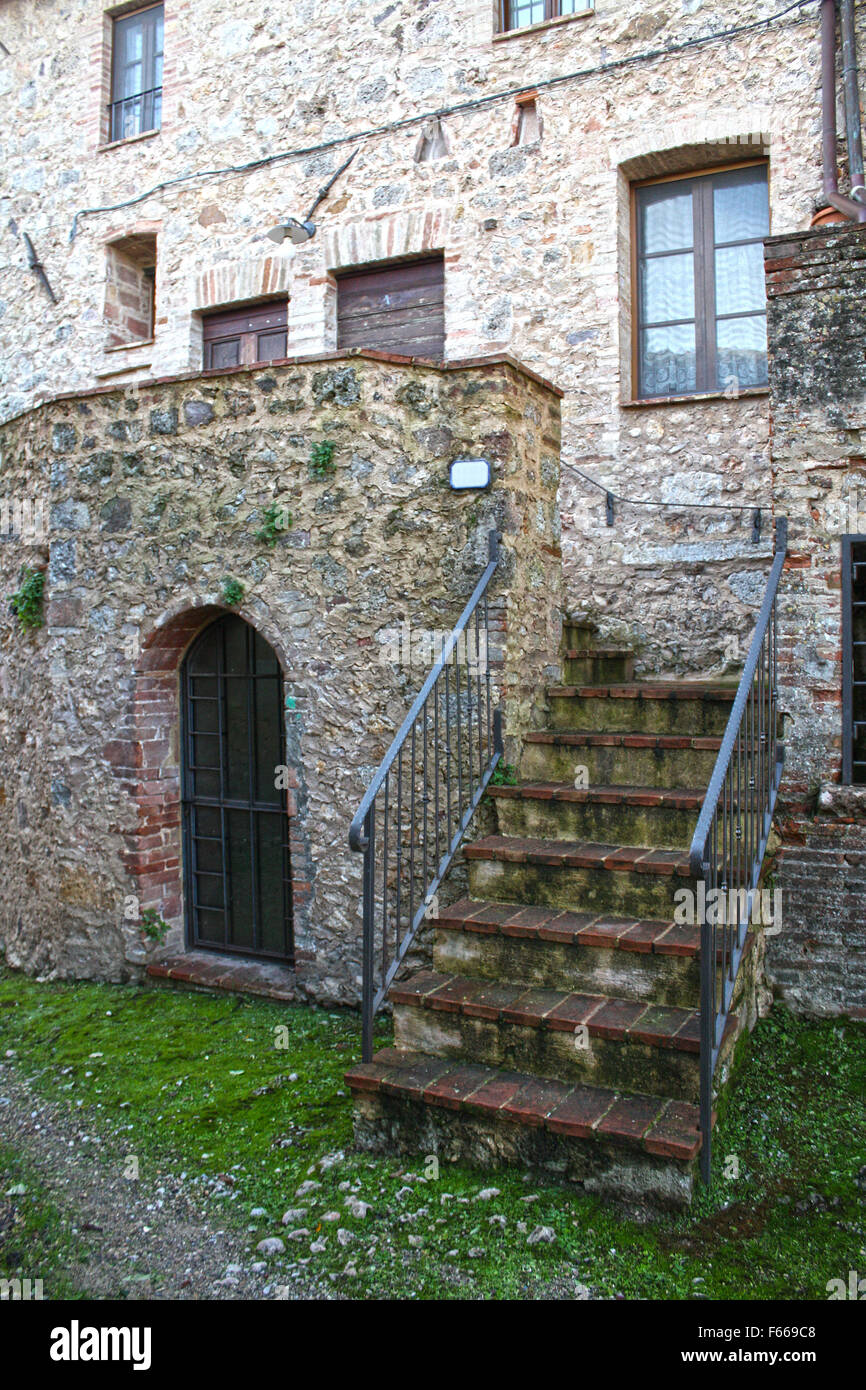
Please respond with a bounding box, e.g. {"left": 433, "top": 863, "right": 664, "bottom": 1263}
{"left": 432, "top": 896, "right": 700, "bottom": 1007}
{"left": 520, "top": 730, "right": 723, "bottom": 788}
{"left": 562, "top": 619, "right": 601, "bottom": 651}
{"left": 489, "top": 781, "right": 703, "bottom": 849}
{"left": 347, "top": 1047, "right": 703, "bottom": 1209}
{"left": 562, "top": 647, "right": 635, "bottom": 685}
{"left": 548, "top": 682, "right": 738, "bottom": 737}
{"left": 465, "top": 833, "right": 691, "bottom": 919}
{"left": 391, "top": 970, "right": 706, "bottom": 1102}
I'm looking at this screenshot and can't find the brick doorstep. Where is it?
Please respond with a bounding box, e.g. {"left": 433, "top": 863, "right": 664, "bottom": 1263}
{"left": 146, "top": 949, "right": 298, "bottom": 1002}
{"left": 346, "top": 1049, "right": 702, "bottom": 1161}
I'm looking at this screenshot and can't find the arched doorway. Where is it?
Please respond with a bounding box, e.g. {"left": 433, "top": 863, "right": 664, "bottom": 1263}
{"left": 181, "top": 614, "right": 293, "bottom": 961}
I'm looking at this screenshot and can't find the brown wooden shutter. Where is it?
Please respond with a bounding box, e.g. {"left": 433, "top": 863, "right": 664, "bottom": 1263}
{"left": 202, "top": 299, "right": 288, "bottom": 369}
{"left": 336, "top": 256, "right": 445, "bottom": 359}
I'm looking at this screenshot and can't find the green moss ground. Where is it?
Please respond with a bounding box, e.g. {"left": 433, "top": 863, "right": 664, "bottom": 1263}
{"left": 0, "top": 964, "right": 863, "bottom": 1300}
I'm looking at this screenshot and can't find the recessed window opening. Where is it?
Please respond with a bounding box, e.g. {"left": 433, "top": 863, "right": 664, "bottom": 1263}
{"left": 633, "top": 161, "right": 769, "bottom": 399}
{"left": 104, "top": 233, "right": 157, "bottom": 347}
{"left": 513, "top": 95, "right": 541, "bottom": 146}
{"left": 415, "top": 117, "right": 449, "bottom": 163}
{"left": 201, "top": 298, "right": 289, "bottom": 370}
{"left": 109, "top": 3, "right": 164, "bottom": 143}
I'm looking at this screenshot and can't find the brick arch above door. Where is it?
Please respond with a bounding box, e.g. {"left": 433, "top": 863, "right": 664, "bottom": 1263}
{"left": 192, "top": 255, "right": 292, "bottom": 313}
{"left": 322, "top": 205, "right": 453, "bottom": 273}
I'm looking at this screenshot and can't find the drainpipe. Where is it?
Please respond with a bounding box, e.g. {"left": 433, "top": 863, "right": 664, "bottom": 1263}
{"left": 839, "top": 0, "right": 866, "bottom": 202}
{"left": 821, "top": 0, "right": 866, "bottom": 221}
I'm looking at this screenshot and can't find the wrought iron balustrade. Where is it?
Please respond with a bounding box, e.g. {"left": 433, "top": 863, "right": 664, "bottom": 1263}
{"left": 109, "top": 87, "right": 162, "bottom": 143}
{"left": 349, "top": 531, "right": 503, "bottom": 1062}
{"left": 689, "top": 515, "right": 788, "bottom": 1184}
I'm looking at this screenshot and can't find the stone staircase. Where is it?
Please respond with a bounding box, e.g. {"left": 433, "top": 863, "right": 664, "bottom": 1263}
{"left": 346, "top": 621, "right": 759, "bottom": 1208}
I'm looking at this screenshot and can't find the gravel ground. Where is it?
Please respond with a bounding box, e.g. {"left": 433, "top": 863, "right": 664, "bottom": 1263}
{"left": 0, "top": 1063, "right": 334, "bottom": 1301}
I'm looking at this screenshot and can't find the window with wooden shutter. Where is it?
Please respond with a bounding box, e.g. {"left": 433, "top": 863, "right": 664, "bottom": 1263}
{"left": 336, "top": 256, "right": 445, "bottom": 359}
{"left": 201, "top": 299, "right": 289, "bottom": 370}
{"left": 110, "top": 4, "right": 164, "bottom": 143}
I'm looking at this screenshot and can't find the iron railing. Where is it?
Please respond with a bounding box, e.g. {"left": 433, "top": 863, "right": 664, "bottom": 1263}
{"left": 109, "top": 86, "right": 162, "bottom": 143}
{"left": 689, "top": 515, "right": 788, "bottom": 1184}
{"left": 349, "top": 531, "right": 503, "bottom": 1061}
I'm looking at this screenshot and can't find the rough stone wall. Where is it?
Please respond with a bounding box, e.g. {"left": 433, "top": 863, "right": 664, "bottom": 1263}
{"left": 764, "top": 224, "right": 866, "bottom": 1018}
{"left": 2, "top": 0, "right": 861, "bottom": 673}
{"left": 0, "top": 352, "right": 562, "bottom": 1001}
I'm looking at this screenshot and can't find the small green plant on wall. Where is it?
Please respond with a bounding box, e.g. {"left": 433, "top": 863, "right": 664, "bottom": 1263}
{"left": 221, "top": 577, "right": 245, "bottom": 606}
{"left": 308, "top": 439, "right": 336, "bottom": 480}
{"left": 8, "top": 566, "right": 45, "bottom": 632}
{"left": 489, "top": 762, "right": 519, "bottom": 786}
{"left": 139, "top": 907, "right": 171, "bottom": 943}
{"left": 256, "top": 502, "right": 293, "bottom": 548}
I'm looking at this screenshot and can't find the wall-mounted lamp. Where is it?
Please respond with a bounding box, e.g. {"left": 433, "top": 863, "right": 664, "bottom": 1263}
{"left": 450, "top": 457, "right": 491, "bottom": 490}
{"left": 266, "top": 218, "right": 316, "bottom": 245}
{"left": 264, "top": 147, "right": 359, "bottom": 248}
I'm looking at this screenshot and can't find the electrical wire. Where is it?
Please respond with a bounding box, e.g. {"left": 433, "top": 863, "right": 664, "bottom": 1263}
{"left": 69, "top": 0, "right": 819, "bottom": 241}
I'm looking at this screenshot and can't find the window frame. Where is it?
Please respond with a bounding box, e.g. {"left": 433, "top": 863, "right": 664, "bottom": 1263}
{"left": 499, "top": 1, "right": 590, "bottom": 34}
{"left": 109, "top": 3, "right": 164, "bottom": 144}
{"left": 201, "top": 298, "right": 289, "bottom": 371}
{"left": 630, "top": 158, "right": 770, "bottom": 403}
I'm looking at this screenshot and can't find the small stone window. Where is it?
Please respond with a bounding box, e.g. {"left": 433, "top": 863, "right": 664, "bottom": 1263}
{"left": 104, "top": 233, "right": 157, "bottom": 348}
{"left": 512, "top": 93, "right": 541, "bottom": 146}
{"left": 414, "top": 117, "right": 449, "bottom": 163}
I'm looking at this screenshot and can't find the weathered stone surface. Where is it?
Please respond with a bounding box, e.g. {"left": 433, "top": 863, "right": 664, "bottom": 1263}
{"left": 0, "top": 354, "right": 561, "bottom": 1000}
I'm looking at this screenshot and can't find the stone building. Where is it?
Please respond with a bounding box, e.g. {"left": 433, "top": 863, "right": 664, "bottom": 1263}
{"left": 1, "top": 0, "right": 865, "bottom": 1196}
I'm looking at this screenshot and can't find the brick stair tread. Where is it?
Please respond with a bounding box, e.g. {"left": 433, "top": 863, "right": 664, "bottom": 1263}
{"left": 548, "top": 681, "right": 737, "bottom": 700}
{"left": 435, "top": 896, "right": 699, "bottom": 956}
{"left": 524, "top": 731, "right": 723, "bottom": 750}
{"left": 389, "top": 968, "right": 701, "bottom": 1052}
{"left": 488, "top": 781, "right": 704, "bottom": 809}
{"left": 346, "top": 1047, "right": 703, "bottom": 1160}
{"left": 464, "top": 833, "right": 689, "bottom": 875}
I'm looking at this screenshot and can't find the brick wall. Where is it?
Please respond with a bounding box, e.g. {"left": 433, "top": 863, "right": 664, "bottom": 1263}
{"left": 764, "top": 224, "right": 866, "bottom": 1017}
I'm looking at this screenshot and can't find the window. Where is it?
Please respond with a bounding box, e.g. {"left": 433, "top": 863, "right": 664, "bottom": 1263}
{"left": 336, "top": 256, "right": 445, "bottom": 359}
{"left": 500, "top": 1, "right": 591, "bottom": 33}
{"left": 104, "top": 233, "right": 157, "bottom": 347}
{"left": 633, "top": 163, "right": 769, "bottom": 400}
{"left": 110, "top": 4, "right": 163, "bottom": 143}
{"left": 842, "top": 535, "right": 866, "bottom": 784}
{"left": 202, "top": 299, "right": 289, "bottom": 370}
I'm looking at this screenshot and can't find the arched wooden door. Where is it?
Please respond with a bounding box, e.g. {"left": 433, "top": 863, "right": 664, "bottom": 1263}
{"left": 181, "top": 615, "right": 293, "bottom": 961}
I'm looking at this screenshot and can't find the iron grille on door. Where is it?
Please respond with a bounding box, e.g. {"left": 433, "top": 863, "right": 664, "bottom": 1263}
{"left": 181, "top": 615, "right": 294, "bottom": 961}
{"left": 843, "top": 536, "right": 866, "bottom": 784}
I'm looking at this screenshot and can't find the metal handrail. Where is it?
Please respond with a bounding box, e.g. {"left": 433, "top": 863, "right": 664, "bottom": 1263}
{"left": 690, "top": 514, "right": 788, "bottom": 1184}
{"left": 350, "top": 530, "right": 504, "bottom": 1060}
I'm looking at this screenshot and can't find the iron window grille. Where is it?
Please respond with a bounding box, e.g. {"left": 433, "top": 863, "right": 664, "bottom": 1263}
{"left": 842, "top": 535, "right": 866, "bottom": 785}
{"left": 499, "top": 1, "right": 592, "bottom": 33}
{"left": 109, "top": 4, "right": 164, "bottom": 144}
{"left": 633, "top": 162, "right": 770, "bottom": 400}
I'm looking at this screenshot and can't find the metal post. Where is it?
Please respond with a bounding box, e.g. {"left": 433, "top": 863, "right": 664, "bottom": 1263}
{"left": 361, "top": 805, "right": 376, "bottom": 1063}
